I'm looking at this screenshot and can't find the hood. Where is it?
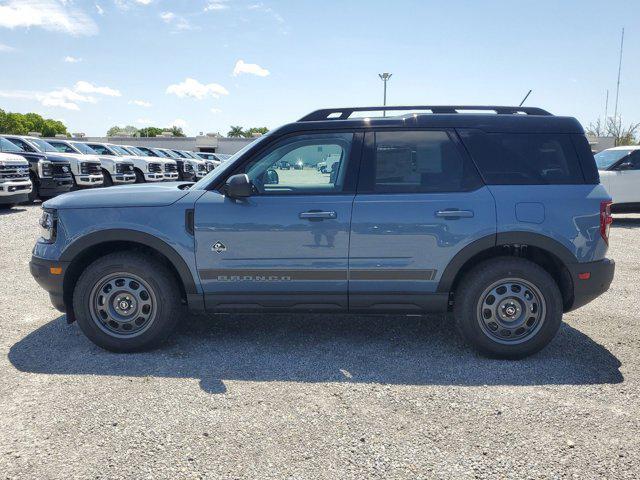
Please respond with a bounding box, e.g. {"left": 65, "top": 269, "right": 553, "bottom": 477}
{"left": 43, "top": 182, "right": 194, "bottom": 210}
{"left": 120, "top": 154, "right": 162, "bottom": 164}
{"left": 45, "top": 151, "right": 101, "bottom": 163}
{"left": 0, "top": 152, "right": 28, "bottom": 164}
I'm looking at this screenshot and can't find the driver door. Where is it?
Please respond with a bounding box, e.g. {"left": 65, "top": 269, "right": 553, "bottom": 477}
{"left": 194, "top": 132, "right": 362, "bottom": 312}
{"left": 611, "top": 150, "right": 640, "bottom": 204}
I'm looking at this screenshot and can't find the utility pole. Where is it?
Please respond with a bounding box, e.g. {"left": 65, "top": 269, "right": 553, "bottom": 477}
{"left": 378, "top": 73, "right": 392, "bottom": 116}
{"left": 613, "top": 28, "right": 624, "bottom": 131}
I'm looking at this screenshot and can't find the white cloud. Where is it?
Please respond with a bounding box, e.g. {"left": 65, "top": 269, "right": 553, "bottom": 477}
{"left": 130, "top": 99, "right": 152, "bottom": 107}
{"left": 248, "top": 2, "right": 284, "bottom": 24}
{"left": 95, "top": 3, "right": 104, "bottom": 15}
{"left": 170, "top": 118, "right": 188, "bottom": 129}
{"left": 135, "top": 118, "right": 155, "bottom": 125}
{"left": 0, "top": 88, "right": 94, "bottom": 111}
{"left": 64, "top": 56, "right": 82, "bottom": 63}
{"left": 166, "top": 78, "right": 229, "bottom": 100}
{"left": 160, "top": 11, "right": 175, "bottom": 22}
{"left": 114, "top": 0, "right": 152, "bottom": 9}
{"left": 233, "top": 59, "right": 270, "bottom": 77}
{"left": 74, "top": 81, "right": 121, "bottom": 97}
{"left": 160, "top": 11, "right": 192, "bottom": 30}
{"left": 0, "top": 43, "right": 15, "bottom": 52}
{"left": 0, "top": 0, "right": 98, "bottom": 36}
{"left": 135, "top": 0, "right": 152, "bottom": 4}
{"left": 204, "top": 0, "right": 228, "bottom": 11}
{"left": 210, "top": 108, "right": 222, "bottom": 114}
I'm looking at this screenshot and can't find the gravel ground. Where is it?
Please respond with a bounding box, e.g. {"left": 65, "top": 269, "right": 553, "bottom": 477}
{"left": 0, "top": 204, "right": 638, "bottom": 479}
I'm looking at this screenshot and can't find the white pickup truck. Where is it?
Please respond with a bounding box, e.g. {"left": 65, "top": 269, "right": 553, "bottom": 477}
{"left": 85, "top": 143, "right": 165, "bottom": 183}
{"left": 0, "top": 152, "right": 32, "bottom": 208}
{"left": 46, "top": 139, "right": 136, "bottom": 187}
{"left": 29, "top": 137, "right": 103, "bottom": 189}
{"left": 596, "top": 146, "right": 640, "bottom": 212}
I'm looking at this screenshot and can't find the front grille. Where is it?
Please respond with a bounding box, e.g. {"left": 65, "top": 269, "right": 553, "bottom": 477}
{"left": 116, "top": 162, "right": 134, "bottom": 174}
{"left": 81, "top": 162, "right": 101, "bottom": 175}
{"left": 52, "top": 163, "right": 71, "bottom": 177}
{"left": 206, "top": 162, "right": 215, "bottom": 172}
{"left": 197, "top": 163, "right": 207, "bottom": 171}
{"left": 164, "top": 163, "right": 177, "bottom": 173}
{"left": 0, "top": 164, "right": 29, "bottom": 181}
{"left": 148, "top": 163, "right": 162, "bottom": 173}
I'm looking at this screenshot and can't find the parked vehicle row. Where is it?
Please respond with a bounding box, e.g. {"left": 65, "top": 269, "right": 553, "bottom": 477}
{"left": 0, "top": 134, "right": 227, "bottom": 207}
{"left": 595, "top": 145, "right": 640, "bottom": 212}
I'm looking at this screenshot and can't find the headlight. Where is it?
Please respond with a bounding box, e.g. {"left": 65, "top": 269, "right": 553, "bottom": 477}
{"left": 185, "top": 162, "right": 194, "bottom": 172}
{"left": 39, "top": 160, "right": 53, "bottom": 178}
{"left": 80, "top": 162, "right": 90, "bottom": 175}
{"left": 39, "top": 209, "right": 57, "bottom": 243}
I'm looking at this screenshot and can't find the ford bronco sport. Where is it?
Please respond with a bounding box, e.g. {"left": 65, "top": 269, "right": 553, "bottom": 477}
{"left": 29, "top": 106, "right": 615, "bottom": 358}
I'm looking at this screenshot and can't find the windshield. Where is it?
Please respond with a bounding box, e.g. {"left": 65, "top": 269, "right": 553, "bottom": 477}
{"left": 110, "top": 145, "right": 131, "bottom": 156}
{"left": 72, "top": 142, "right": 98, "bottom": 154}
{"left": 152, "top": 149, "right": 168, "bottom": 158}
{"left": 28, "top": 138, "right": 58, "bottom": 153}
{"left": 192, "top": 134, "right": 272, "bottom": 190}
{"left": 0, "top": 137, "right": 23, "bottom": 153}
{"left": 594, "top": 149, "right": 634, "bottom": 170}
{"left": 123, "top": 146, "right": 145, "bottom": 156}
{"left": 49, "top": 141, "right": 80, "bottom": 154}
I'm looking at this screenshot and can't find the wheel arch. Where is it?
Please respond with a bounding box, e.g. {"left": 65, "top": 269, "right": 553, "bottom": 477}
{"left": 438, "top": 232, "right": 575, "bottom": 311}
{"left": 60, "top": 229, "right": 198, "bottom": 321}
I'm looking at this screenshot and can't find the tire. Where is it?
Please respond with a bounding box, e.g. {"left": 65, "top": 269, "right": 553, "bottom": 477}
{"left": 72, "top": 252, "right": 183, "bottom": 352}
{"left": 0, "top": 204, "right": 13, "bottom": 209}
{"left": 28, "top": 174, "right": 39, "bottom": 202}
{"left": 134, "top": 168, "right": 146, "bottom": 183}
{"left": 453, "top": 257, "right": 563, "bottom": 359}
{"left": 102, "top": 169, "right": 114, "bottom": 187}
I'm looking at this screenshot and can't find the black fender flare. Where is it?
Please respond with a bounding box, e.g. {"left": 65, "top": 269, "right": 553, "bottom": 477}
{"left": 437, "top": 232, "right": 576, "bottom": 293}
{"left": 60, "top": 229, "right": 197, "bottom": 294}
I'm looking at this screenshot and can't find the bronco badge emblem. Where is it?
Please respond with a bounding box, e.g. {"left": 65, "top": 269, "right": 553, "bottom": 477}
{"left": 212, "top": 242, "right": 227, "bottom": 254}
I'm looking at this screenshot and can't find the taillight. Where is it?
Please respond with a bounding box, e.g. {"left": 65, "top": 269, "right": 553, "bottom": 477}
{"left": 600, "top": 201, "right": 613, "bottom": 244}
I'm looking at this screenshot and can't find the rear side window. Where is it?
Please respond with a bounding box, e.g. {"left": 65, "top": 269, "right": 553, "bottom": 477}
{"left": 459, "top": 130, "right": 585, "bottom": 185}
{"left": 362, "top": 130, "right": 482, "bottom": 193}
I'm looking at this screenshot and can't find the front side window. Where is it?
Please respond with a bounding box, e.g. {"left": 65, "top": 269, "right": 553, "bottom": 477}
{"left": 239, "top": 133, "right": 353, "bottom": 194}
{"left": 4, "top": 138, "right": 34, "bottom": 152}
{"left": 87, "top": 144, "right": 114, "bottom": 156}
{"left": 27, "top": 138, "right": 58, "bottom": 153}
{"left": 72, "top": 143, "right": 99, "bottom": 155}
{"left": 49, "top": 141, "right": 78, "bottom": 154}
{"left": 367, "top": 130, "right": 481, "bottom": 193}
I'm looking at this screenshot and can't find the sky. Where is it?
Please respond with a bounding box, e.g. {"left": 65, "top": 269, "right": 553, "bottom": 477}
{"left": 0, "top": 0, "right": 638, "bottom": 137}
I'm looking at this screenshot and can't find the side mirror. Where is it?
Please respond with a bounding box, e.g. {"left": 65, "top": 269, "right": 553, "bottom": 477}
{"left": 264, "top": 168, "right": 279, "bottom": 185}
{"left": 618, "top": 161, "right": 634, "bottom": 170}
{"left": 224, "top": 173, "right": 252, "bottom": 198}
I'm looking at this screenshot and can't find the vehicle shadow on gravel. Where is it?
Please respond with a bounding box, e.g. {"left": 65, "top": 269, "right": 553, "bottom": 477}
{"left": 0, "top": 207, "right": 27, "bottom": 216}
{"left": 8, "top": 313, "right": 622, "bottom": 394}
{"left": 612, "top": 215, "right": 640, "bottom": 229}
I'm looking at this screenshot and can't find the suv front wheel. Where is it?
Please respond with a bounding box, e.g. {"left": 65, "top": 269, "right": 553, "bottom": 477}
{"left": 453, "top": 257, "right": 563, "bottom": 359}
{"left": 73, "top": 252, "right": 182, "bottom": 352}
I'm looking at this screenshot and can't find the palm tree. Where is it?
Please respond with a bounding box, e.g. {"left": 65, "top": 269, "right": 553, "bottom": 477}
{"left": 227, "top": 126, "right": 244, "bottom": 138}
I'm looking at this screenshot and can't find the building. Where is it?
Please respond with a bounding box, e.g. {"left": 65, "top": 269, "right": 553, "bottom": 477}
{"left": 81, "top": 133, "right": 255, "bottom": 155}
{"left": 586, "top": 135, "right": 616, "bottom": 153}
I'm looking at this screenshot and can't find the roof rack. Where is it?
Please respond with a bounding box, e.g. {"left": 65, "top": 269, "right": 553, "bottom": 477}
{"left": 299, "top": 105, "right": 552, "bottom": 122}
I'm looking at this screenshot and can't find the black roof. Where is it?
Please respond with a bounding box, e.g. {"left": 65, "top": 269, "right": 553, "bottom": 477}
{"left": 277, "top": 106, "right": 585, "bottom": 135}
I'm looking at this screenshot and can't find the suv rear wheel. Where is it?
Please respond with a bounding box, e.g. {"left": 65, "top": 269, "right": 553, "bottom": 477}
{"left": 72, "top": 252, "right": 182, "bottom": 352}
{"left": 453, "top": 257, "right": 563, "bottom": 358}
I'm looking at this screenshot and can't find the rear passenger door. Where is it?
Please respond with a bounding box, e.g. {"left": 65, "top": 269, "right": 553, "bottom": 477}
{"left": 348, "top": 130, "right": 496, "bottom": 311}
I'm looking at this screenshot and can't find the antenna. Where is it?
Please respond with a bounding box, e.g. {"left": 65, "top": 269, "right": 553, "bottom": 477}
{"left": 519, "top": 89, "right": 532, "bottom": 107}
{"left": 613, "top": 28, "right": 624, "bottom": 128}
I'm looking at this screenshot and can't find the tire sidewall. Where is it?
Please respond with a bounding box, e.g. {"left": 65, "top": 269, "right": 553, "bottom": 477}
{"left": 455, "top": 259, "right": 563, "bottom": 358}
{"left": 73, "top": 254, "right": 180, "bottom": 352}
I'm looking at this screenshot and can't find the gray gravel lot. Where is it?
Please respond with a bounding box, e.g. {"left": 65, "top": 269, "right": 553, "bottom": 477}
{"left": 1, "top": 204, "right": 639, "bottom": 479}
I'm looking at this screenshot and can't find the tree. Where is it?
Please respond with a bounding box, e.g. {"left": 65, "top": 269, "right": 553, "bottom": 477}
{"left": 107, "top": 125, "right": 139, "bottom": 137}
{"left": 168, "top": 125, "right": 186, "bottom": 137}
{"left": 606, "top": 117, "right": 640, "bottom": 146}
{"left": 138, "top": 127, "right": 165, "bottom": 137}
{"left": 0, "top": 109, "right": 68, "bottom": 136}
{"left": 243, "top": 127, "right": 269, "bottom": 138}
{"left": 227, "top": 126, "right": 244, "bottom": 138}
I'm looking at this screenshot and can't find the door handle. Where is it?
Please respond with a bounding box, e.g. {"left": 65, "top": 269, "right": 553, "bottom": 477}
{"left": 299, "top": 211, "right": 337, "bottom": 220}
{"left": 435, "top": 209, "right": 474, "bottom": 219}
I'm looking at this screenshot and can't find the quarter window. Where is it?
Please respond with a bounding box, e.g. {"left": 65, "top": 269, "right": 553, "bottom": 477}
{"left": 368, "top": 130, "right": 482, "bottom": 193}
{"left": 240, "top": 133, "right": 353, "bottom": 194}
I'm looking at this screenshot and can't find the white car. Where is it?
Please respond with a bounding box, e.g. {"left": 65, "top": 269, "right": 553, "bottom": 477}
{"left": 595, "top": 146, "right": 640, "bottom": 212}
{"left": 86, "top": 143, "right": 164, "bottom": 183}
{"left": 30, "top": 137, "right": 103, "bottom": 189}
{"left": 47, "top": 139, "right": 135, "bottom": 187}
{"left": 131, "top": 147, "right": 179, "bottom": 181}
{"left": 0, "top": 152, "right": 32, "bottom": 208}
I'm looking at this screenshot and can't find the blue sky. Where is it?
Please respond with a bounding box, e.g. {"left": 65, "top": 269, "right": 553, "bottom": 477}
{"left": 0, "top": 0, "right": 638, "bottom": 136}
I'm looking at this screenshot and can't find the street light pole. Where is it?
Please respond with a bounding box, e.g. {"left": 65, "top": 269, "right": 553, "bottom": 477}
{"left": 378, "top": 73, "right": 392, "bottom": 116}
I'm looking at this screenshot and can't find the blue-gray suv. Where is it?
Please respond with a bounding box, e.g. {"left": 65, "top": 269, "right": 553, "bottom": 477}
{"left": 29, "top": 106, "right": 615, "bottom": 358}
